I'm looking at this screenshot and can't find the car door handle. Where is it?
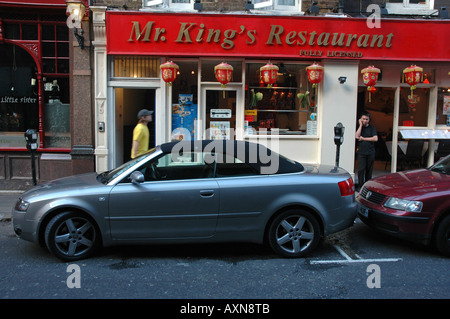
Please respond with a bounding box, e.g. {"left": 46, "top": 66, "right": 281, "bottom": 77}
{"left": 200, "top": 190, "right": 215, "bottom": 198}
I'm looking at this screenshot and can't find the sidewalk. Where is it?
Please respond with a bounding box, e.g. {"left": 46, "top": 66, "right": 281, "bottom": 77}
{"left": 0, "top": 191, "right": 23, "bottom": 221}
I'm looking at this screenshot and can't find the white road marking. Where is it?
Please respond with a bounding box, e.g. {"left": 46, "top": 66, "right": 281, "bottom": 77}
{"left": 309, "top": 245, "right": 402, "bottom": 264}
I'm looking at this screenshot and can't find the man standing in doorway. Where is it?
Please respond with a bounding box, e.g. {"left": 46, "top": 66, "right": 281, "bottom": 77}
{"left": 131, "top": 109, "right": 153, "bottom": 159}
{"left": 355, "top": 111, "right": 378, "bottom": 191}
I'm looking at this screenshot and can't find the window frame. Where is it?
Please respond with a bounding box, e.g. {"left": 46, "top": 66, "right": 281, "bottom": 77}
{"left": 244, "top": 61, "right": 319, "bottom": 137}
{"left": 386, "top": 0, "right": 436, "bottom": 15}
{"left": 144, "top": 0, "right": 194, "bottom": 11}
{"left": 254, "top": 0, "right": 301, "bottom": 12}
{"left": 0, "top": 19, "right": 70, "bottom": 151}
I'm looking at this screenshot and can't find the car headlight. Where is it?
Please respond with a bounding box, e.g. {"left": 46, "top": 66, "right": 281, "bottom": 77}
{"left": 384, "top": 197, "right": 423, "bottom": 212}
{"left": 15, "top": 199, "right": 30, "bottom": 212}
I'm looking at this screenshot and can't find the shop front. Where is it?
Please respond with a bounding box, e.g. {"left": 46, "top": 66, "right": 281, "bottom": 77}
{"left": 92, "top": 8, "right": 449, "bottom": 176}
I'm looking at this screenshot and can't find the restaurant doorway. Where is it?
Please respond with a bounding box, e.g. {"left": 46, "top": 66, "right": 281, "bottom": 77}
{"left": 201, "top": 86, "right": 242, "bottom": 140}
{"left": 114, "top": 88, "right": 155, "bottom": 165}
{"left": 355, "top": 87, "right": 395, "bottom": 180}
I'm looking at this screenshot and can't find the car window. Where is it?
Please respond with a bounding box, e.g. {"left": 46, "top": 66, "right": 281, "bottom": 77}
{"left": 138, "top": 151, "right": 215, "bottom": 181}
{"left": 430, "top": 155, "right": 450, "bottom": 175}
{"left": 215, "top": 153, "right": 259, "bottom": 178}
{"left": 101, "top": 148, "right": 156, "bottom": 183}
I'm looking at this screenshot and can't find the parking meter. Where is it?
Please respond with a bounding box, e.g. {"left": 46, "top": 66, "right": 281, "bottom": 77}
{"left": 333, "top": 123, "right": 345, "bottom": 170}
{"left": 25, "top": 129, "right": 38, "bottom": 151}
{"left": 24, "top": 129, "right": 38, "bottom": 185}
{"left": 334, "top": 122, "right": 345, "bottom": 146}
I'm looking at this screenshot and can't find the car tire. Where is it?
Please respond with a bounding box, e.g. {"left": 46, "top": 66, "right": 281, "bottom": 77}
{"left": 268, "top": 209, "right": 321, "bottom": 258}
{"left": 44, "top": 211, "right": 99, "bottom": 261}
{"left": 435, "top": 215, "right": 450, "bottom": 257}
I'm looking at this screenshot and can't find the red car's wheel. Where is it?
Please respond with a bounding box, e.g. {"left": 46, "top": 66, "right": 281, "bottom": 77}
{"left": 435, "top": 215, "right": 450, "bottom": 257}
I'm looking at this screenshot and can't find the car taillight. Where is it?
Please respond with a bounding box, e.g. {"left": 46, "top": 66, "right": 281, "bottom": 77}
{"left": 338, "top": 178, "right": 355, "bottom": 196}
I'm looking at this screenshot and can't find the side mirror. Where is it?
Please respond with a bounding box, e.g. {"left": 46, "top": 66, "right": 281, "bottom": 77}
{"left": 130, "top": 171, "right": 144, "bottom": 184}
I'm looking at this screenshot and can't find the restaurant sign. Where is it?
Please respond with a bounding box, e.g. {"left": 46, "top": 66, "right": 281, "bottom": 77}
{"left": 107, "top": 12, "right": 449, "bottom": 61}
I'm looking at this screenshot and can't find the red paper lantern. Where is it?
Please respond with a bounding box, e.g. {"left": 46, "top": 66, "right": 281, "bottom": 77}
{"left": 306, "top": 63, "right": 324, "bottom": 88}
{"left": 260, "top": 63, "right": 279, "bottom": 88}
{"left": 306, "top": 63, "right": 324, "bottom": 97}
{"left": 214, "top": 62, "right": 233, "bottom": 87}
{"left": 160, "top": 61, "right": 179, "bottom": 86}
{"left": 361, "top": 65, "right": 380, "bottom": 102}
{"left": 403, "top": 65, "right": 423, "bottom": 96}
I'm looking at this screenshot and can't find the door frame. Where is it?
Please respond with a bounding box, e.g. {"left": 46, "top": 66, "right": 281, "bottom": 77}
{"left": 108, "top": 80, "right": 162, "bottom": 169}
{"left": 200, "top": 83, "right": 245, "bottom": 140}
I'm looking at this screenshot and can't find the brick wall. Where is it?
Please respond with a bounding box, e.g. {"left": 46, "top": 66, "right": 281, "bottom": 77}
{"left": 91, "top": 0, "right": 447, "bottom": 13}
{"left": 91, "top": 0, "right": 343, "bottom": 13}
{"left": 92, "top": 0, "right": 143, "bottom": 10}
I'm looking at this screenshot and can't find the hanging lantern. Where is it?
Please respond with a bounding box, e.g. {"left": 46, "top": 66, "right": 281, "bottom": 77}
{"left": 160, "top": 61, "right": 179, "bottom": 86}
{"left": 403, "top": 65, "right": 423, "bottom": 97}
{"left": 361, "top": 65, "right": 381, "bottom": 103}
{"left": 306, "top": 63, "right": 324, "bottom": 96}
{"left": 214, "top": 62, "right": 233, "bottom": 98}
{"left": 260, "top": 62, "right": 279, "bottom": 88}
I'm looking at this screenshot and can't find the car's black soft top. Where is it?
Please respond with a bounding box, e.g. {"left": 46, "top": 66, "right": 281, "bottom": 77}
{"left": 159, "top": 140, "right": 304, "bottom": 174}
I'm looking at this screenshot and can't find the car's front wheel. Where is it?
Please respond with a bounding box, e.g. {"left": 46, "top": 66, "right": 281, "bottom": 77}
{"left": 268, "top": 209, "right": 321, "bottom": 258}
{"left": 45, "top": 211, "right": 99, "bottom": 261}
{"left": 435, "top": 215, "right": 450, "bottom": 257}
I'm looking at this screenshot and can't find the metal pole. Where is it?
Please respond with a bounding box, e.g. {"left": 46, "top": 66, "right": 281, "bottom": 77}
{"left": 30, "top": 151, "right": 37, "bottom": 185}
{"left": 335, "top": 144, "right": 341, "bottom": 169}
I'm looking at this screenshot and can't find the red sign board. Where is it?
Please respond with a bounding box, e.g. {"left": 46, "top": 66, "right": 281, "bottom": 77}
{"left": 107, "top": 12, "right": 450, "bottom": 61}
{"left": 0, "top": 0, "right": 67, "bottom": 8}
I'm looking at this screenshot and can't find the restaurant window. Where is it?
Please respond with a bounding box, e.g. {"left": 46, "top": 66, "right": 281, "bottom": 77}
{"left": 244, "top": 62, "right": 317, "bottom": 135}
{"left": 397, "top": 67, "right": 434, "bottom": 128}
{"left": 42, "top": 23, "right": 70, "bottom": 149}
{"left": 200, "top": 60, "right": 242, "bottom": 83}
{"left": 0, "top": 20, "right": 70, "bottom": 149}
{"left": 437, "top": 88, "right": 450, "bottom": 127}
{"left": 0, "top": 43, "right": 38, "bottom": 147}
{"left": 398, "top": 87, "right": 429, "bottom": 127}
{"left": 112, "top": 56, "right": 160, "bottom": 78}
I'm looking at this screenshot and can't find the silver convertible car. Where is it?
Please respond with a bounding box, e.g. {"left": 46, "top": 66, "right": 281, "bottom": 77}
{"left": 13, "top": 140, "right": 357, "bottom": 261}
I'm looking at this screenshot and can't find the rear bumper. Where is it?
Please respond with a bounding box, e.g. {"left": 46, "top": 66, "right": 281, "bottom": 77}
{"left": 326, "top": 199, "right": 358, "bottom": 235}
{"left": 357, "top": 204, "right": 432, "bottom": 245}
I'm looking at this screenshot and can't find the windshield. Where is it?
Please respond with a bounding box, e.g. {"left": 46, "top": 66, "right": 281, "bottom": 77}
{"left": 430, "top": 155, "right": 450, "bottom": 175}
{"left": 98, "top": 148, "right": 157, "bottom": 183}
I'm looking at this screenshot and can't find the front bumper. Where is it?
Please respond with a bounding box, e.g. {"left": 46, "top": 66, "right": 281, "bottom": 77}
{"left": 357, "top": 204, "right": 432, "bottom": 245}
{"left": 12, "top": 209, "right": 39, "bottom": 244}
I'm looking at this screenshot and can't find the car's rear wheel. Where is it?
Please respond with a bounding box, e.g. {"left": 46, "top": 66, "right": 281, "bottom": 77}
{"left": 45, "top": 211, "right": 99, "bottom": 261}
{"left": 435, "top": 215, "right": 450, "bottom": 257}
{"left": 268, "top": 209, "right": 321, "bottom": 258}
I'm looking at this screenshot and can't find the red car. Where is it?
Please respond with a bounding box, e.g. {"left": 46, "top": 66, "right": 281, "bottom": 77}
{"left": 357, "top": 154, "right": 450, "bottom": 257}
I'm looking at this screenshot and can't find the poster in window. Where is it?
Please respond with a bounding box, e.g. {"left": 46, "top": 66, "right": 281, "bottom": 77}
{"left": 443, "top": 95, "right": 450, "bottom": 116}
{"left": 210, "top": 121, "right": 230, "bottom": 140}
{"left": 172, "top": 94, "right": 197, "bottom": 140}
